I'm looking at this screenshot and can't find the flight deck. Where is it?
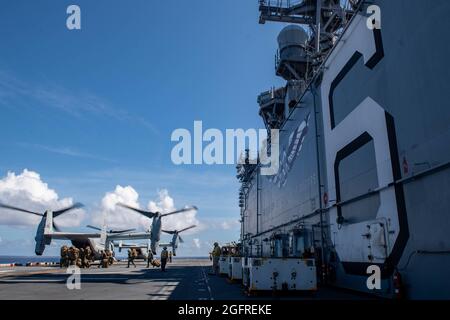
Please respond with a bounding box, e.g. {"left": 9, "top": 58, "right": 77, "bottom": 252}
{"left": 0, "top": 259, "right": 372, "bottom": 300}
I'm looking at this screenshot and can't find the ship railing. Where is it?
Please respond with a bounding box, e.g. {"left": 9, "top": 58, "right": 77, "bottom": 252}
{"left": 258, "top": 0, "right": 304, "bottom": 10}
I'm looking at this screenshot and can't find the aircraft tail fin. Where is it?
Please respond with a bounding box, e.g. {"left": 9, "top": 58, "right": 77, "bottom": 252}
{"left": 35, "top": 211, "right": 53, "bottom": 256}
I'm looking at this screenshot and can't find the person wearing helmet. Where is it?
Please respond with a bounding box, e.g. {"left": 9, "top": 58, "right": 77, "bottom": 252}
{"left": 160, "top": 246, "right": 169, "bottom": 272}
{"left": 127, "top": 248, "right": 136, "bottom": 268}
{"left": 209, "top": 242, "right": 221, "bottom": 275}
{"left": 60, "top": 245, "right": 69, "bottom": 268}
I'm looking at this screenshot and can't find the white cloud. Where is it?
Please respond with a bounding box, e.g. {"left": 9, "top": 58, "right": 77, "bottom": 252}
{"left": 91, "top": 185, "right": 150, "bottom": 231}
{"left": 148, "top": 189, "right": 175, "bottom": 213}
{"left": 92, "top": 187, "right": 200, "bottom": 233}
{"left": 193, "top": 238, "right": 201, "bottom": 249}
{"left": 221, "top": 220, "right": 240, "bottom": 230}
{"left": 221, "top": 221, "right": 234, "bottom": 230}
{"left": 0, "top": 169, "right": 85, "bottom": 227}
{"left": 149, "top": 189, "right": 200, "bottom": 233}
{"left": 102, "top": 185, "right": 140, "bottom": 211}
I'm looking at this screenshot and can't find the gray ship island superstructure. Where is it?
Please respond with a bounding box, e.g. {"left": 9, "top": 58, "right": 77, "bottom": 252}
{"left": 234, "top": 0, "right": 450, "bottom": 299}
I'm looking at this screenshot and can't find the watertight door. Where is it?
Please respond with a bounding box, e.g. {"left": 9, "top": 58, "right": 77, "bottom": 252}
{"left": 367, "top": 222, "right": 387, "bottom": 262}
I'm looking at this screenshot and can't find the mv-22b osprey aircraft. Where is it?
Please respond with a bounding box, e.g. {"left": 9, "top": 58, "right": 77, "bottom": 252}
{"left": 159, "top": 225, "right": 196, "bottom": 256}
{"left": 0, "top": 202, "right": 111, "bottom": 259}
{"left": 116, "top": 224, "right": 197, "bottom": 259}
{"left": 0, "top": 202, "right": 198, "bottom": 258}
{"left": 117, "top": 203, "right": 198, "bottom": 254}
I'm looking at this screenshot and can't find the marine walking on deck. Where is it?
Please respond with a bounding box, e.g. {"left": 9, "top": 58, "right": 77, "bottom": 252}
{"left": 127, "top": 248, "right": 137, "bottom": 268}
{"left": 209, "top": 242, "right": 221, "bottom": 275}
{"left": 160, "top": 247, "right": 168, "bottom": 272}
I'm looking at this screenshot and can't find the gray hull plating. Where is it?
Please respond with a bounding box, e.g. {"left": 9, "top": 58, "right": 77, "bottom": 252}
{"left": 240, "top": 0, "right": 450, "bottom": 299}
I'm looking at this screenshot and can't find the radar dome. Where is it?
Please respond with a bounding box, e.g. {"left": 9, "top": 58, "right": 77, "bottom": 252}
{"left": 277, "top": 25, "right": 308, "bottom": 52}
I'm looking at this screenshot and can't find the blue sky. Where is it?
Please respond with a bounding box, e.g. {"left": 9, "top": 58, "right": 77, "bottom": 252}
{"left": 0, "top": 0, "right": 286, "bottom": 257}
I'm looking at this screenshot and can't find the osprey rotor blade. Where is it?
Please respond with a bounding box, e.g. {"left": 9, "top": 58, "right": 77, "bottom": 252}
{"left": 0, "top": 203, "right": 43, "bottom": 217}
{"left": 179, "top": 225, "right": 197, "bottom": 233}
{"left": 117, "top": 203, "right": 157, "bottom": 219}
{"left": 161, "top": 230, "right": 176, "bottom": 235}
{"left": 53, "top": 203, "right": 84, "bottom": 217}
{"left": 178, "top": 235, "right": 184, "bottom": 243}
{"left": 160, "top": 206, "right": 198, "bottom": 218}
{"left": 86, "top": 225, "right": 102, "bottom": 231}
{"left": 111, "top": 228, "right": 136, "bottom": 234}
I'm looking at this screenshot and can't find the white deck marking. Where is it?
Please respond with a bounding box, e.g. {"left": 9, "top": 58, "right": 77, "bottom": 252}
{"left": 153, "top": 281, "right": 179, "bottom": 300}
{"left": 200, "top": 266, "right": 213, "bottom": 300}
